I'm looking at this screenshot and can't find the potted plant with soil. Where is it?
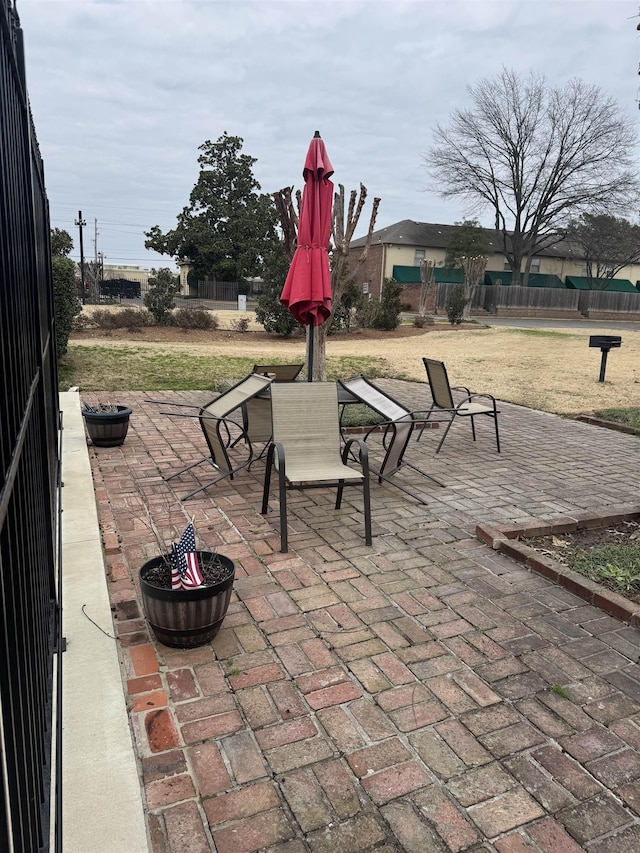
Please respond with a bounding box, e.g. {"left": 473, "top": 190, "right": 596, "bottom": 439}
{"left": 82, "top": 403, "right": 132, "bottom": 447}
{"left": 139, "top": 522, "right": 235, "bottom": 648}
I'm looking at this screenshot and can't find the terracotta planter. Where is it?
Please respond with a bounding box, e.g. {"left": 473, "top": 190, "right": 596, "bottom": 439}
{"left": 82, "top": 405, "right": 132, "bottom": 447}
{"left": 139, "top": 552, "right": 235, "bottom": 648}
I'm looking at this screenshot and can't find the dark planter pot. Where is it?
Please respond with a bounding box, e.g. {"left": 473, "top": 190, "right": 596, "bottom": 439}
{"left": 139, "top": 552, "right": 235, "bottom": 648}
{"left": 82, "top": 406, "right": 132, "bottom": 447}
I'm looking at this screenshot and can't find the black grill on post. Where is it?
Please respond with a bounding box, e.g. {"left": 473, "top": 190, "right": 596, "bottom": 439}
{"left": 589, "top": 335, "right": 622, "bottom": 382}
{"left": 0, "top": 2, "right": 60, "bottom": 852}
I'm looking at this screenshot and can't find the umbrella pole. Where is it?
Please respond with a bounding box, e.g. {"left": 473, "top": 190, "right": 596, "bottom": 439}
{"left": 306, "top": 324, "right": 314, "bottom": 382}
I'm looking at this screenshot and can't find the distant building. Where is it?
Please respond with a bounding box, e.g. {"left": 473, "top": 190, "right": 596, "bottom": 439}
{"left": 102, "top": 264, "right": 150, "bottom": 287}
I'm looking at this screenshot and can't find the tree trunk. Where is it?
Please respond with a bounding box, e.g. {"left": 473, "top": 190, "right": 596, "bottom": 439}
{"left": 461, "top": 256, "right": 487, "bottom": 320}
{"left": 312, "top": 324, "right": 326, "bottom": 381}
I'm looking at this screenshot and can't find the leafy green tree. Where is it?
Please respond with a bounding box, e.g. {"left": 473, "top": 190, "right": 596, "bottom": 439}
{"left": 255, "top": 243, "right": 300, "bottom": 337}
{"left": 566, "top": 213, "right": 640, "bottom": 289}
{"left": 145, "top": 133, "right": 278, "bottom": 282}
{"left": 144, "top": 268, "right": 180, "bottom": 325}
{"left": 51, "top": 227, "right": 74, "bottom": 257}
{"left": 50, "top": 228, "right": 80, "bottom": 359}
{"left": 444, "top": 220, "right": 491, "bottom": 268}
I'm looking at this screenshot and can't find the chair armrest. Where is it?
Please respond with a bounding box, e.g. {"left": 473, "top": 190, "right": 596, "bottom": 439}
{"left": 342, "top": 437, "right": 370, "bottom": 477}
{"left": 454, "top": 392, "right": 499, "bottom": 412}
{"left": 468, "top": 393, "right": 499, "bottom": 410}
{"left": 451, "top": 384, "right": 472, "bottom": 396}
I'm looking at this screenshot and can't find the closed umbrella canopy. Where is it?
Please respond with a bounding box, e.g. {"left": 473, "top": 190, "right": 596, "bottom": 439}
{"left": 281, "top": 133, "right": 334, "bottom": 328}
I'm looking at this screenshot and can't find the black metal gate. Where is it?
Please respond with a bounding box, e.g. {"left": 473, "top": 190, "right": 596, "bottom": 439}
{"left": 0, "top": 2, "right": 60, "bottom": 851}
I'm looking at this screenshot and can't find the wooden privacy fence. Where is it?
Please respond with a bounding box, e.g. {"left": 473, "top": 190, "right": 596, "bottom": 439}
{"left": 436, "top": 284, "right": 640, "bottom": 317}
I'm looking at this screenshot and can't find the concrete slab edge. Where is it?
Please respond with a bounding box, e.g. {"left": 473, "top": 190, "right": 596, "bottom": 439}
{"left": 60, "top": 391, "right": 148, "bottom": 853}
{"left": 476, "top": 506, "right": 640, "bottom": 629}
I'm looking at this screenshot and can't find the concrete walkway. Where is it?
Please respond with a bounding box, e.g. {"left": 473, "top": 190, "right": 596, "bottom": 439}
{"left": 82, "top": 381, "right": 640, "bottom": 852}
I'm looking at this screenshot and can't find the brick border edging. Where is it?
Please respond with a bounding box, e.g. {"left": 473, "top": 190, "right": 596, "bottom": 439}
{"left": 476, "top": 506, "right": 640, "bottom": 627}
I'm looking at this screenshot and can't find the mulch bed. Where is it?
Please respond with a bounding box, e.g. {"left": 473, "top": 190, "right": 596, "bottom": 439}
{"left": 70, "top": 322, "right": 481, "bottom": 346}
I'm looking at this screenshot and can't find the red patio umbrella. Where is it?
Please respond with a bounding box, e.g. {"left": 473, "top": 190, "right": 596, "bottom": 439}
{"left": 280, "top": 131, "right": 334, "bottom": 380}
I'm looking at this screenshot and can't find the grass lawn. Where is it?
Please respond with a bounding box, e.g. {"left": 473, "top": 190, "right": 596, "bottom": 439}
{"left": 59, "top": 346, "right": 396, "bottom": 393}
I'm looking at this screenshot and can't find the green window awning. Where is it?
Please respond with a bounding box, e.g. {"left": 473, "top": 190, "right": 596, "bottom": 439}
{"left": 392, "top": 266, "right": 421, "bottom": 283}
{"left": 434, "top": 267, "right": 464, "bottom": 284}
{"left": 566, "top": 276, "right": 637, "bottom": 292}
{"left": 391, "top": 266, "right": 464, "bottom": 284}
{"left": 484, "top": 271, "right": 565, "bottom": 288}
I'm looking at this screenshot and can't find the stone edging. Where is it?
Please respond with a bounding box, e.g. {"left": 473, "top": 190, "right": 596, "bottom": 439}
{"left": 476, "top": 506, "right": 640, "bottom": 627}
{"left": 575, "top": 415, "right": 640, "bottom": 436}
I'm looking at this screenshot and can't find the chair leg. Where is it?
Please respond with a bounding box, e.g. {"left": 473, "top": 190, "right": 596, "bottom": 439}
{"left": 470, "top": 415, "right": 477, "bottom": 442}
{"left": 362, "top": 475, "right": 372, "bottom": 545}
{"left": 435, "top": 417, "right": 454, "bottom": 453}
{"left": 164, "top": 457, "right": 206, "bottom": 481}
{"left": 494, "top": 415, "right": 501, "bottom": 453}
{"left": 277, "top": 464, "right": 288, "bottom": 553}
{"left": 260, "top": 445, "right": 275, "bottom": 515}
{"left": 180, "top": 470, "right": 230, "bottom": 501}
{"left": 415, "top": 405, "right": 436, "bottom": 443}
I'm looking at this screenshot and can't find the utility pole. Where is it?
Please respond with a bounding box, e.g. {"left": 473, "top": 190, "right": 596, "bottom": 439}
{"left": 74, "top": 210, "right": 86, "bottom": 305}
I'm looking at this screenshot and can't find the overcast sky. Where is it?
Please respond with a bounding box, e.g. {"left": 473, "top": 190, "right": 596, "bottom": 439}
{"left": 17, "top": 0, "right": 640, "bottom": 270}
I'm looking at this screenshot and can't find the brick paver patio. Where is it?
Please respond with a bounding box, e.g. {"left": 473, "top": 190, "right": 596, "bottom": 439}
{"left": 84, "top": 380, "right": 640, "bottom": 852}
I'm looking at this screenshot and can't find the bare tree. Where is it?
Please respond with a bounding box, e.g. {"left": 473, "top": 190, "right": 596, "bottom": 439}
{"left": 460, "top": 256, "right": 487, "bottom": 320}
{"left": 418, "top": 258, "right": 436, "bottom": 318}
{"left": 566, "top": 213, "right": 640, "bottom": 289}
{"left": 425, "top": 69, "right": 639, "bottom": 286}
{"left": 272, "top": 185, "right": 300, "bottom": 261}
{"left": 272, "top": 183, "right": 380, "bottom": 381}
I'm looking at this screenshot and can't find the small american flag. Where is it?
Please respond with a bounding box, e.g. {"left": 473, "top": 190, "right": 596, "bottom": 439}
{"left": 170, "top": 523, "right": 203, "bottom": 590}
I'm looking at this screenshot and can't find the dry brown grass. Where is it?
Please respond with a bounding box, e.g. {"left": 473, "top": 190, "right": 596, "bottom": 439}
{"left": 71, "top": 311, "right": 640, "bottom": 415}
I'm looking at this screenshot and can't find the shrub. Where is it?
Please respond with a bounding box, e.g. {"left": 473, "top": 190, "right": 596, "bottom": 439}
{"left": 414, "top": 314, "right": 435, "bottom": 328}
{"left": 144, "top": 268, "right": 180, "bottom": 325}
{"left": 330, "top": 279, "right": 365, "bottom": 334}
{"left": 52, "top": 255, "right": 81, "bottom": 358}
{"left": 358, "top": 298, "right": 382, "bottom": 329}
{"left": 71, "top": 311, "right": 92, "bottom": 332}
{"left": 91, "top": 308, "right": 150, "bottom": 329}
{"left": 371, "top": 279, "right": 402, "bottom": 330}
{"left": 172, "top": 307, "right": 217, "bottom": 330}
{"left": 119, "top": 308, "right": 151, "bottom": 329}
{"left": 445, "top": 285, "right": 468, "bottom": 325}
{"left": 231, "top": 317, "right": 250, "bottom": 333}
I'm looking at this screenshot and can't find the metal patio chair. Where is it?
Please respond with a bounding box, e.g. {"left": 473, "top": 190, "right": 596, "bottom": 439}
{"left": 261, "top": 382, "right": 372, "bottom": 553}
{"left": 421, "top": 357, "right": 501, "bottom": 453}
{"left": 337, "top": 375, "right": 443, "bottom": 504}
{"left": 154, "top": 372, "right": 274, "bottom": 500}
{"left": 241, "top": 363, "right": 305, "bottom": 444}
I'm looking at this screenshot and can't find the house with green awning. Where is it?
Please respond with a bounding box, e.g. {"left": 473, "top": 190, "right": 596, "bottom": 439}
{"left": 348, "top": 219, "right": 640, "bottom": 302}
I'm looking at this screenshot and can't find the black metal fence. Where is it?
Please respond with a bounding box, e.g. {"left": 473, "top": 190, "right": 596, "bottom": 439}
{"left": 0, "top": 2, "right": 60, "bottom": 851}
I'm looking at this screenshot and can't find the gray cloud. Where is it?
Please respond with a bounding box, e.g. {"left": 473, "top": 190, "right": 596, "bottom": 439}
{"left": 17, "top": 0, "right": 639, "bottom": 267}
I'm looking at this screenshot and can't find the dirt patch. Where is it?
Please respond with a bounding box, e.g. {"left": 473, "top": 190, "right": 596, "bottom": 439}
{"left": 523, "top": 520, "right": 640, "bottom": 604}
